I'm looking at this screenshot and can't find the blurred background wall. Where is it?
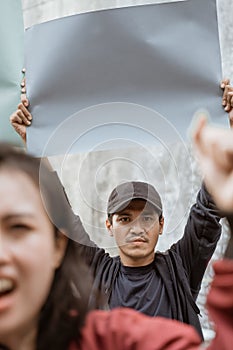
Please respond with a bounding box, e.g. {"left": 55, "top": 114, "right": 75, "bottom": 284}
{"left": 21, "top": 0, "right": 233, "bottom": 341}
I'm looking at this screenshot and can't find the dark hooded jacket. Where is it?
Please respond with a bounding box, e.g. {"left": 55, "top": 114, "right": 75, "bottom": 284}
{"left": 55, "top": 174, "right": 222, "bottom": 339}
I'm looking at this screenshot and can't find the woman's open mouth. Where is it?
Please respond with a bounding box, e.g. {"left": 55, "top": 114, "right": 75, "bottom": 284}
{"left": 0, "top": 278, "right": 14, "bottom": 297}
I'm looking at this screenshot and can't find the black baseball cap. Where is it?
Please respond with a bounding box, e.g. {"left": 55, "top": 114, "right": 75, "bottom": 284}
{"left": 107, "top": 181, "right": 163, "bottom": 216}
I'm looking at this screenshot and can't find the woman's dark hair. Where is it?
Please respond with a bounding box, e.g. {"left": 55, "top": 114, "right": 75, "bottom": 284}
{"left": 0, "top": 143, "right": 94, "bottom": 350}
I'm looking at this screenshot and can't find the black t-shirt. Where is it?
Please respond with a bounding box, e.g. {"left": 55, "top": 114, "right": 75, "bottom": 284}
{"left": 109, "top": 261, "right": 173, "bottom": 318}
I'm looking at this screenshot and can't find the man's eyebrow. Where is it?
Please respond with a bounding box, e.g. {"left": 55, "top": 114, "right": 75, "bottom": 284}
{"left": 141, "top": 210, "right": 157, "bottom": 215}
{"left": 116, "top": 211, "right": 132, "bottom": 216}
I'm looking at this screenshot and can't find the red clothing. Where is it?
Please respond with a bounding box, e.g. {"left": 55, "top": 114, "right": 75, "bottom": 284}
{"left": 70, "top": 260, "right": 233, "bottom": 350}
{"left": 207, "top": 260, "right": 233, "bottom": 350}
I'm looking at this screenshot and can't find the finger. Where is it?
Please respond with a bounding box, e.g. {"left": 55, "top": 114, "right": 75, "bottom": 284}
{"left": 10, "top": 113, "right": 23, "bottom": 125}
{"left": 228, "top": 92, "right": 233, "bottom": 107}
{"left": 21, "top": 79, "right": 26, "bottom": 94}
{"left": 19, "top": 102, "right": 31, "bottom": 118}
{"left": 17, "top": 101, "right": 31, "bottom": 117}
{"left": 20, "top": 94, "right": 29, "bottom": 107}
{"left": 19, "top": 111, "right": 31, "bottom": 126}
{"left": 223, "top": 85, "right": 233, "bottom": 110}
{"left": 224, "top": 86, "right": 233, "bottom": 111}
{"left": 222, "top": 84, "right": 230, "bottom": 107}
{"left": 221, "top": 78, "right": 230, "bottom": 88}
{"left": 21, "top": 77, "right": 25, "bottom": 88}
{"left": 10, "top": 113, "right": 22, "bottom": 124}
{"left": 225, "top": 88, "right": 232, "bottom": 112}
{"left": 15, "top": 109, "right": 31, "bottom": 126}
{"left": 20, "top": 79, "right": 29, "bottom": 107}
{"left": 18, "top": 104, "right": 32, "bottom": 122}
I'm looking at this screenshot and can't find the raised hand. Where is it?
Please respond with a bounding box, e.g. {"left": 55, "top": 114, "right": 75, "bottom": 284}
{"left": 221, "top": 78, "right": 233, "bottom": 127}
{"left": 192, "top": 114, "right": 233, "bottom": 213}
{"left": 9, "top": 73, "right": 32, "bottom": 144}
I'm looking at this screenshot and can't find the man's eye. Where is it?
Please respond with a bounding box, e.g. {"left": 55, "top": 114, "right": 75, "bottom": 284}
{"left": 143, "top": 216, "right": 153, "bottom": 222}
{"left": 119, "top": 217, "right": 130, "bottom": 222}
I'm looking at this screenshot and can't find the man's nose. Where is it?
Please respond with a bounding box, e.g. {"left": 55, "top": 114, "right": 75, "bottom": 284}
{"left": 129, "top": 218, "right": 145, "bottom": 234}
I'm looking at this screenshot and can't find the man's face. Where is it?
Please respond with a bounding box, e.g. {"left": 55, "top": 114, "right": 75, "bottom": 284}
{"left": 106, "top": 199, "right": 164, "bottom": 266}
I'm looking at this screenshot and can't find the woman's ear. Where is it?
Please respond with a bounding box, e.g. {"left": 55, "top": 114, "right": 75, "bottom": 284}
{"left": 53, "top": 230, "right": 68, "bottom": 269}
